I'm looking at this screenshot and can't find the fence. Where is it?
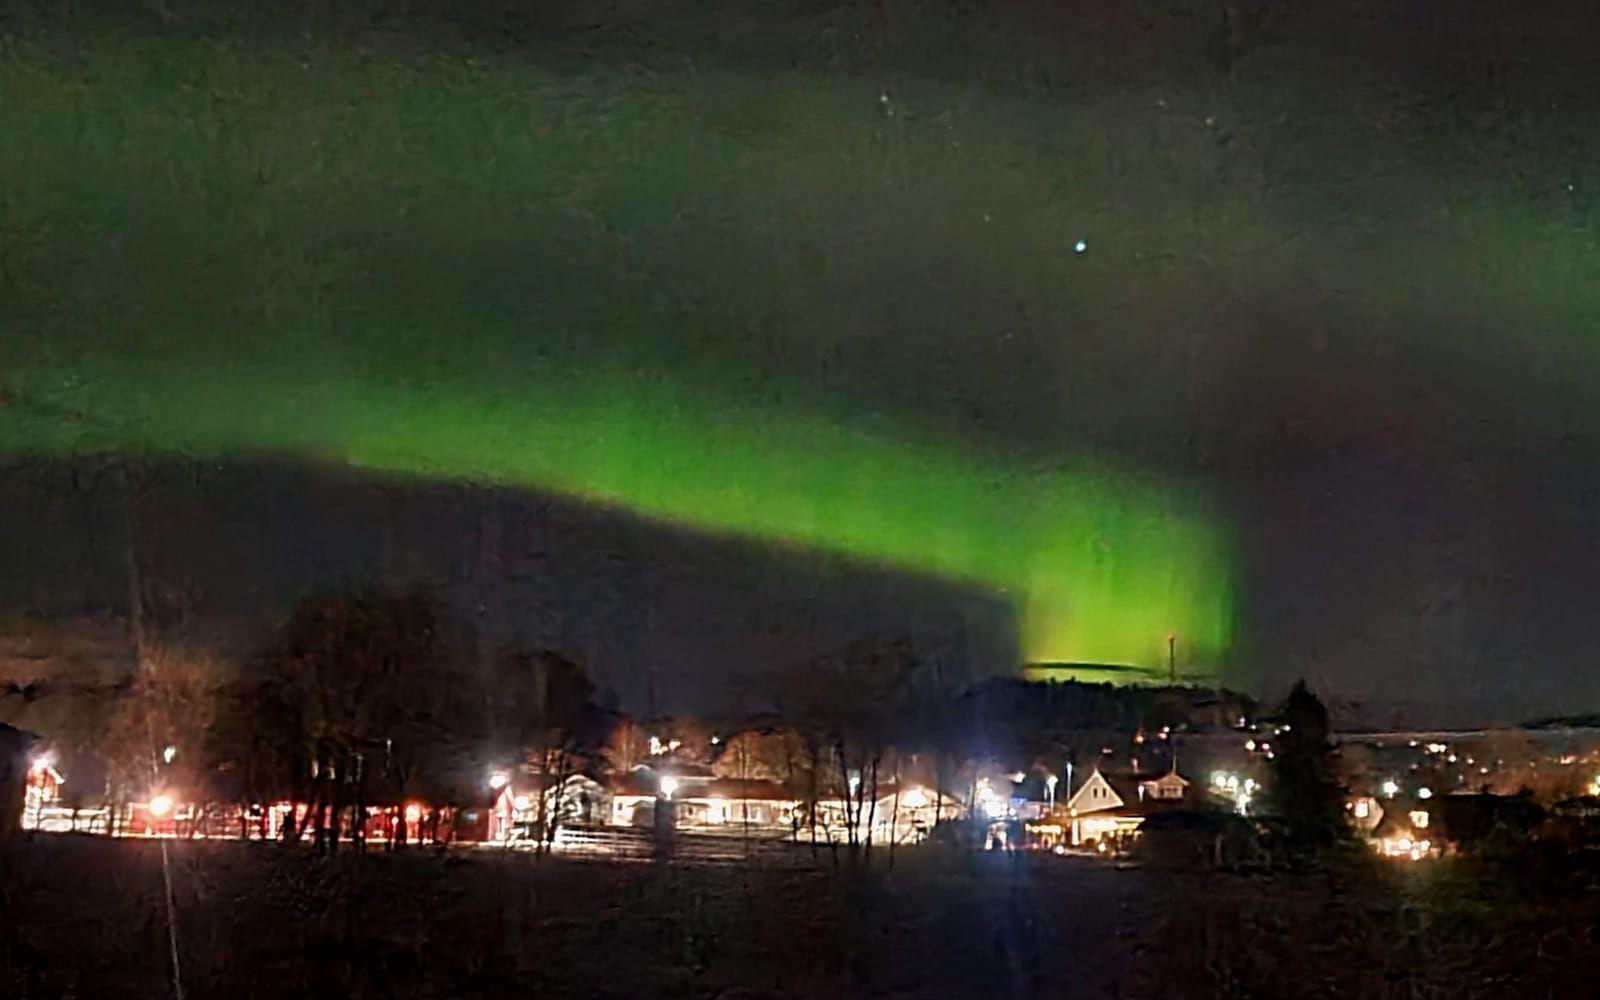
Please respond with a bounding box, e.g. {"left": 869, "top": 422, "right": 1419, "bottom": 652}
{"left": 507, "top": 823, "right": 825, "bottom": 865}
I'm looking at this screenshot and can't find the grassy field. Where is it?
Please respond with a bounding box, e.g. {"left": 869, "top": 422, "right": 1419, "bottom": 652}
{"left": 3, "top": 1, "right": 1598, "bottom": 672}
{"left": 4, "top": 835, "right": 1598, "bottom": 997}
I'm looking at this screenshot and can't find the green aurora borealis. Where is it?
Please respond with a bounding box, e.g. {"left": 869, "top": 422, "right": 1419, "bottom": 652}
{"left": 3, "top": 358, "right": 1235, "bottom": 674}
{"left": 7, "top": 8, "right": 1597, "bottom": 685}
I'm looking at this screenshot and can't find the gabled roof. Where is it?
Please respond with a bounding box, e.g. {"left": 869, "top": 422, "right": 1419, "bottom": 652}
{"left": 1102, "top": 773, "right": 1149, "bottom": 808}
{"left": 1067, "top": 768, "right": 1190, "bottom": 817}
{"left": 1065, "top": 769, "right": 1130, "bottom": 814}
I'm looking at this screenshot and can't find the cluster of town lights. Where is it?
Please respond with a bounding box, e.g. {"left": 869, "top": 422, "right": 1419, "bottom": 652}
{"left": 974, "top": 779, "right": 1006, "bottom": 819}
{"left": 1210, "top": 771, "right": 1256, "bottom": 815}
{"left": 1385, "top": 836, "right": 1433, "bottom": 861}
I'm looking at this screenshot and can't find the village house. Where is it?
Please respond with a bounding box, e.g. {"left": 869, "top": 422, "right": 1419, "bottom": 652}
{"left": 604, "top": 765, "right": 797, "bottom": 833}
{"left": 1056, "top": 766, "right": 1191, "bottom": 848}
{"left": 593, "top": 763, "right": 959, "bottom": 845}
{"left": 810, "top": 782, "right": 964, "bottom": 845}
{"left": 1370, "top": 802, "right": 1436, "bottom": 860}
{"left": 487, "top": 772, "right": 612, "bottom": 841}
{"left": 1342, "top": 790, "right": 1437, "bottom": 860}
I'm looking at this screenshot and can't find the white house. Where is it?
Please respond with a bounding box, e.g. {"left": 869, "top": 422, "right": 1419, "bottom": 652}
{"left": 1061, "top": 767, "right": 1191, "bottom": 847}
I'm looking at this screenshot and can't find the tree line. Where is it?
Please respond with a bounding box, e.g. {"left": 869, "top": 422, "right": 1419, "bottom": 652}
{"left": 28, "top": 583, "right": 1259, "bottom": 856}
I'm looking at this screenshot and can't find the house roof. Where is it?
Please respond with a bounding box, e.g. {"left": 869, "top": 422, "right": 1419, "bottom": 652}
{"left": 1064, "top": 769, "right": 1131, "bottom": 814}
{"left": 1101, "top": 772, "right": 1148, "bottom": 808}
{"left": 1067, "top": 768, "right": 1191, "bottom": 817}
{"left": 611, "top": 771, "right": 661, "bottom": 797}
{"left": 610, "top": 773, "right": 797, "bottom": 802}
{"left": 642, "top": 758, "right": 714, "bottom": 779}
{"left": 699, "top": 777, "right": 794, "bottom": 801}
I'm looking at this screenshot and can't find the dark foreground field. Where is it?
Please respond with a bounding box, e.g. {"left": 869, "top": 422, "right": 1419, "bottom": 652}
{"left": 3, "top": 836, "right": 1598, "bottom": 998}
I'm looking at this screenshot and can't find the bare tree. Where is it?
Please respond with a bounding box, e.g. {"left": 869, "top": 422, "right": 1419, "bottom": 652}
{"left": 785, "top": 639, "right": 921, "bottom": 864}
{"left": 601, "top": 716, "right": 653, "bottom": 775}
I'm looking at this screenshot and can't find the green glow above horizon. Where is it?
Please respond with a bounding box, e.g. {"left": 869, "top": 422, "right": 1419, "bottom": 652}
{"left": 9, "top": 9, "right": 1600, "bottom": 689}
{"left": 3, "top": 359, "right": 1235, "bottom": 672}
{"left": 0, "top": 31, "right": 1280, "bottom": 676}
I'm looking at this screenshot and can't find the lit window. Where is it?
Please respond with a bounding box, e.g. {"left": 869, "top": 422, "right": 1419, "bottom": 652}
{"left": 1410, "top": 810, "right": 1429, "bottom": 829}
{"left": 1354, "top": 800, "right": 1370, "bottom": 819}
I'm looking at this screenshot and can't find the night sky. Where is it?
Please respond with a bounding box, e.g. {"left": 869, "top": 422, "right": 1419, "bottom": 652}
{"left": 3, "top": 1, "right": 1599, "bottom": 721}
